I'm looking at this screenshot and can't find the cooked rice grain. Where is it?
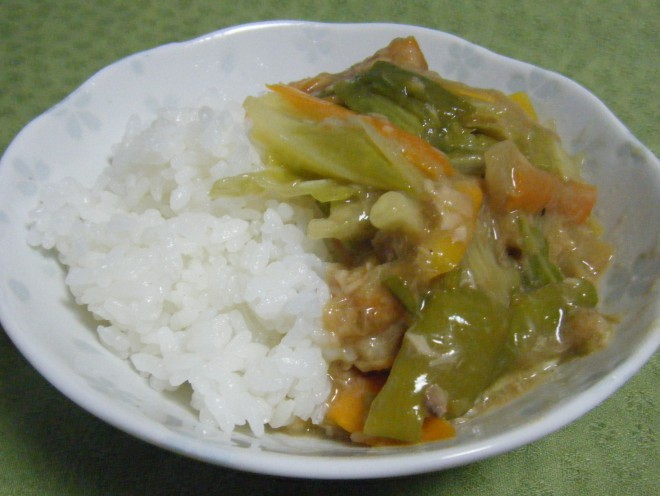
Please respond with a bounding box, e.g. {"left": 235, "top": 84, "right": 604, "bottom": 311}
{"left": 27, "top": 104, "right": 334, "bottom": 437}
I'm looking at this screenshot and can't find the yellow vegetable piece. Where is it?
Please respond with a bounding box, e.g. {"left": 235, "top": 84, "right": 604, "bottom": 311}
{"left": 508, "top": 91, "right": 539, "bottom": 121}
{"left": 417, "top": 231, "right": 468, "bottom": 277}
{"left": 414, "top": 178, "right": 482, "bottom": 280}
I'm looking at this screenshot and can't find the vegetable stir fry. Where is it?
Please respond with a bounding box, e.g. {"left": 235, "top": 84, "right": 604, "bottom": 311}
{"left": 212, "top": 37, "right": 613, "bottom": 445}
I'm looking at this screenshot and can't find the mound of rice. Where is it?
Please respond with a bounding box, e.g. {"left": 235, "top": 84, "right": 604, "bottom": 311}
{"left": 27, "top": 103, "right": 335, "bottom": 437}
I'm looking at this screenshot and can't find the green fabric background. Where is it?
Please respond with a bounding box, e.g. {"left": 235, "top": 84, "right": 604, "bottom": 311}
{"left": 1, "top": 1, "right": 657, "bottom": 494}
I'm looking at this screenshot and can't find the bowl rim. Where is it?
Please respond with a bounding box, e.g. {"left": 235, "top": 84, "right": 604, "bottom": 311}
{"left": 1, "top": 19, "right": 658, "bottom": 479}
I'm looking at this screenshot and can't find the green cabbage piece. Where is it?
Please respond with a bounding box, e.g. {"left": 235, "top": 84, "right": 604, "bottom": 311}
{"left": 238, "top": 91, "right": 429, "bottom": 197}
{"left": 211, "top": 168, "right": 362, "bottom": 203}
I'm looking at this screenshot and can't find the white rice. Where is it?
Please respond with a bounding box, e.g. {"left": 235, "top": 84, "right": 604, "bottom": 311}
{"left": 27, "top": 103, "right": 335, "bottom": 437}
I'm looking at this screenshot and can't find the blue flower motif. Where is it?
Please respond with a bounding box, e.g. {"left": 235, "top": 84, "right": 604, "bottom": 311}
{"left": 8, "top": 278, "right": 30, "bottom": 302}
{"left": 218, "top": 49, "right": 237, "bottom": 75}
{"left": 295, "top": 28, "right": 333, "bottom": 65}
{"left": 442, "top": 42, "right": 484, "bottom": 81}
{"left": 164, "top": 414, "right": 184, "bottom": 429}
{"left": 507, "top": 69, "right": 561, "bottom": 102}
{"left": 84, "top": 373, "right": 143, "bottom": 408}
{"left": 604, "top": 250, "right": 660, "bottom": 309}
{"left": 616, "top": 141, "right": 649, "bottom": 169}
{"left": 53, "top": 91, "right": 102, "bottom": 140}
{"left": 130, "top": 58, "right": 145, "bottom": 75}
{"left": 12, "top": 157, "right": 50, "bottom": 197}
{"left": 144, "top": 94, "right": 180, "bottom": 114}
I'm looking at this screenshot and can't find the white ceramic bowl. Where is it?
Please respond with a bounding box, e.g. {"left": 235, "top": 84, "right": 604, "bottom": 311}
{"left": 0, "top": 21, "right": 658, "bottom": 479}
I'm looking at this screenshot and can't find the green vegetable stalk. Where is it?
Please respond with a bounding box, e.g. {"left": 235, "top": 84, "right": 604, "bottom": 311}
{"left": 332, "top": 61, "right": 497, "bottom": 169}
{"left": 334, "top": 61, "right": 472, "bottom": 146}
{"left": 211, "top": 168, "right": 362, "bottom": 203}
{"left": 518, "top": 215, "right": 563, "bottom": 289}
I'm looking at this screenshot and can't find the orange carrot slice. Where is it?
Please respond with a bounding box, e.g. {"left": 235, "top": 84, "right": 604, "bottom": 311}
{"left": 420, "top": 416, "right": 456, "bottom": 442}
{"left": 486, "top": 140, "right": 596, "bottom": 223}
{"left": 325, "top": 373, "right": 386, "bottom": 434}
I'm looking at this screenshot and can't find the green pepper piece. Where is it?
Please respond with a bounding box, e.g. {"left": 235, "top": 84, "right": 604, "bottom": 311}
{"left": 504, "top": 278, "right": 598, "bottom": 367}
{"left": 362, "top": 286, "right": 509, "bottom": 443}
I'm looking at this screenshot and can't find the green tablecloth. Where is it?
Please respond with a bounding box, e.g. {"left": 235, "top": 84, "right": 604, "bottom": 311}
{"left": 1, "top": 1, "right": 657, "bottom": 494}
